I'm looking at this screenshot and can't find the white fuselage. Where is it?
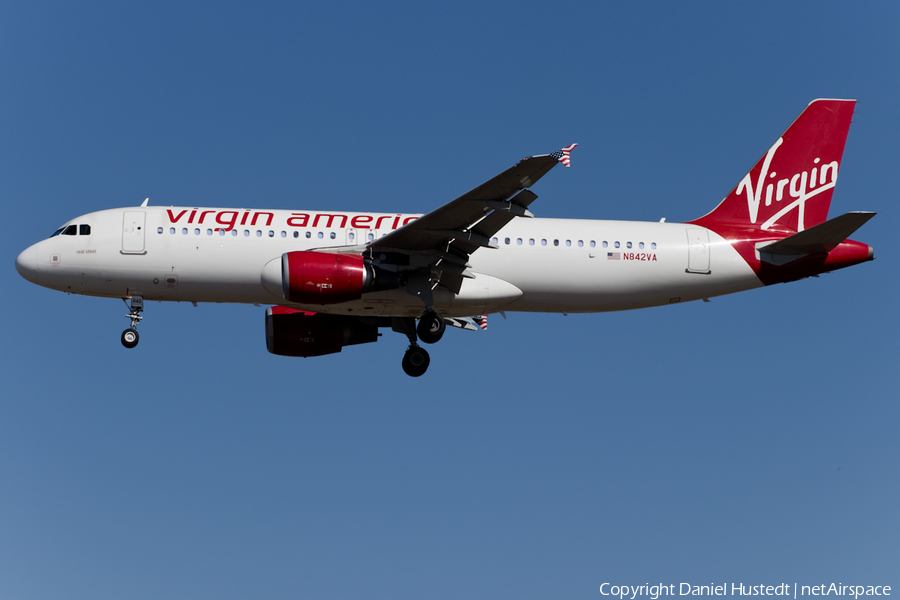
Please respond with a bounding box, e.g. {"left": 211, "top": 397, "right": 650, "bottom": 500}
{"left": 16, "top": 206, "right": 762, "bottom": 317}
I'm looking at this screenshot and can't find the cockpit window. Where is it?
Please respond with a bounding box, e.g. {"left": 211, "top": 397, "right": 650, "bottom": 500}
{"left": 50, "top": 224, "right": 86, "bottom": 237}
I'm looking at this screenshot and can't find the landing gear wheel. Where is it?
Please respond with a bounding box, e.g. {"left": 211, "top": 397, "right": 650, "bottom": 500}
{"left": 121, "top": 328, "right": 139, "bottom": 349}
{"left": 416, "top": 312, "right": 445, "bottom": 344}
{"left": 402, "top": 345, "right": 430, "bottom": 377}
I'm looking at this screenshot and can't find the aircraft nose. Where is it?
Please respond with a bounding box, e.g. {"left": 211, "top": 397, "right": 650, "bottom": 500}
{"left": 15, "top": 244, "right": 38, "bottom": 284}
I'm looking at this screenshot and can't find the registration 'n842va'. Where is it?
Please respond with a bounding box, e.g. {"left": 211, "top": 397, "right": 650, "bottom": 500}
{"left": 623, "top": 252, "right": 658, "bottom": 261}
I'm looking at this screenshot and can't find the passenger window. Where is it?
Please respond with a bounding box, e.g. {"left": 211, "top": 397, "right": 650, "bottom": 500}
{"left": 318, "top": 232, "right": 324, "bottom": 239}
{"left": 256, "top": 230, "right": 262, "bottom": 237}
{"left": 614, "top": 241, "right": 620, "bottom": 248}
{"left": 80, "top": 224, "right": 91, "bottom": 235}
{"left": 541, "top": 239, "right": 547, "bottom": 246}
{"left": 231, "top": 229, "right": 237, "bottom": 236}
{"left": 268, "top": 230, "right": 275, "bottom": 237}
{"left": 219, "top": 229, "right": 225, "bottom": 236}
{"left": 350, "top": 232, "right": 356, "bottom": 241}
{"left": 504, "top": 237, "right": 510, "bottom": 245}
{"left": 590, "top": 241, "right": 596, "bottom": 248}
{"left": 516, "top": 238, "right": 523, "bottom": 245}
{"left": 330, "top": 232, "right": 336, "bottom": 239}
{"left": 293, "top": 231, "right": 299, "bottom": 238}
{"left": 578, "top": 240, "right": 583, "bottom": 247}
{"left": 639, "top": 242, "right": 645, "bottom": 249}
{"left": 626, "top": 242, "right": 632, "bottom": 249}
{"left": 157, "top": 227, "right": 163, "bottom": 234}
{"left": 491, "top": 237, "right": 498, "bottom": 244}
{"left": 195, "top": 228, "right": 201, "bottom": 235}
{"left": 307, "top": 232, "right": 312, "bottom": 239}
{"left": 280, "top": 231, "right": 286, "bottom": 238}
{"left": 651, "top": 242, "right": 657, "bottom": 249}
{"left": 602, "top": 241, "right": 608, "bottom": 248}
{"left": 566, "top": 240, "right": 571, "bottom": 247}
{"left": 367, "top": 233, "right": 374, "bottom": 241}
{"left": 553, "top": 239, "right": 559, "bottom": 246}
{"left": 529, "top": 238, "right": 535, "bottom": 245}
{"left": 243, "top": 230, "right": 249, "bottom": 237}
{"left": 183, "top": 228, "right": 188, "bottom": 235}
{"left": 207, "top": 229, "right": 213, "bottom": 235}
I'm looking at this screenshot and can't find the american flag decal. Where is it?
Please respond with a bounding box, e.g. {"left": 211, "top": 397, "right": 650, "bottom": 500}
{"left": 477, "top": 315, "right": 488, "bottom": 330}
{"left": 550, "top": 143, "right": 577, "bottom": 167}
{"left": 607, "top": 252, "right": 620, "bottom": 260}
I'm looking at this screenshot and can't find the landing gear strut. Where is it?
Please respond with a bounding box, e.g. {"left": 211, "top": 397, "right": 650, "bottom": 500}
{"left": 393, "top": 316, "right": 431, "bottom": 377}
{"left": 121, "top": 296, "right": 143, "bottom": 349}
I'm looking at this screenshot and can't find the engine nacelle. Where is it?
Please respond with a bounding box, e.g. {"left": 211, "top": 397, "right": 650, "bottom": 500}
{"left": 276, "top": 251, "right": 400, "bottom": 305}
{"left": 282, "top": 251, "right": 371, "bottom": 304}
{"left": 265, "top": 306, "right": 378, "bottom": 357}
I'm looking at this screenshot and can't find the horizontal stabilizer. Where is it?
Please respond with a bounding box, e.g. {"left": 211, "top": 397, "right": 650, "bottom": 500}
{"left": 762, "top": 212, "right": 876, "bottom": 255}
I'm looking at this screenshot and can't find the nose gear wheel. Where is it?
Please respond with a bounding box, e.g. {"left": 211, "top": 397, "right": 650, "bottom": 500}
{"left": 121, "top": 328, "right": 139, "bottom": 348}
{"left": 121, "top": 296, "right": 143, "bottom": 348}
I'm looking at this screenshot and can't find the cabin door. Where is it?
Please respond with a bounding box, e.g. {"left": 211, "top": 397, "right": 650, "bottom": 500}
{"left": 686, "top": 228, "right": 710, "bottom": 274}
{"left": 122, "top": 211, "right": 146, "bottom": 254}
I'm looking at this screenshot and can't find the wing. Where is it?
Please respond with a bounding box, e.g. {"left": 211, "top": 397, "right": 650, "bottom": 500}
{"left": 368, "top": 145, "right": 575, "bottom": 294}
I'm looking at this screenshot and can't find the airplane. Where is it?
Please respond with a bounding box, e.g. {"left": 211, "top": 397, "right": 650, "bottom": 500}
{"left": 15, "top": 99, "right": 875, "bottom": 376}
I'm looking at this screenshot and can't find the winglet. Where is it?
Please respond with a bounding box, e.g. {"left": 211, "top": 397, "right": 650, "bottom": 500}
{"left": 551, "top": 143, "right": 578, "bottom": 167}
{"left": 141, "top": 198, "right": 149, "bottom": 207}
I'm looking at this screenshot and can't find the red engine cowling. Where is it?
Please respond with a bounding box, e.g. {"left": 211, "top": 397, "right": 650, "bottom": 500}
{"left": 265, "top": 306, "right": 378, "bottom": 357}
{"left": 282, "top": 251, "right": 370, "bottom": 304}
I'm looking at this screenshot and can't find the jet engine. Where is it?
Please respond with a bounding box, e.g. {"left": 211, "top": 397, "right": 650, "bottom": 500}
{"left": 279, "top": 251, "right": 398, "bottom": 304}
{"left": 265, "top": 306, "right": 379, "bottom": 357}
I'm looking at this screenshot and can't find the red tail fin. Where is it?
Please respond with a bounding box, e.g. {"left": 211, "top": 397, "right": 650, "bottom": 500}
{"left": 693, "top": 99, "right": 855, "bottom": 233}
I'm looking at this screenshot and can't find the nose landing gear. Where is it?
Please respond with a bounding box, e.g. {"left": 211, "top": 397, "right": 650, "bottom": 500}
{"left": 121, "top": 296, "right": 143, "bottom": 349}
{"left": 121, "top": 328, "right": 139, "bottom": 348}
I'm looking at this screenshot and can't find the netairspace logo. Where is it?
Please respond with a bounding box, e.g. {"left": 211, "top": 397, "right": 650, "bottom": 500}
{"left": 599, "top": 584, "right": 892, "bottom": 600}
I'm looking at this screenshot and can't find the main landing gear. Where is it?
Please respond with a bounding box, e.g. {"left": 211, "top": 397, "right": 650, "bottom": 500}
{"left": 416, "top": 310, "right": 446, "bottom": 345}
{"left": 395, "top": 311, "right": 446, "bottom": 377}
{"left": 121, "top": 296, "right": 143, "bottom": 349}
{"left": 402, "top": 345, "right": 430, "bottom": 377}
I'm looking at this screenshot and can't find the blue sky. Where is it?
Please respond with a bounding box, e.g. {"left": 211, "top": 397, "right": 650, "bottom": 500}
{"left": 2, "top": 2, "right": 898, "bottom": 598}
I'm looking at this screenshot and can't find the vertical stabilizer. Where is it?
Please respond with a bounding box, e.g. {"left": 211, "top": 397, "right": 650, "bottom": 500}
{"left": 693, "top": 99, "right": 855, "bottom": 233}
